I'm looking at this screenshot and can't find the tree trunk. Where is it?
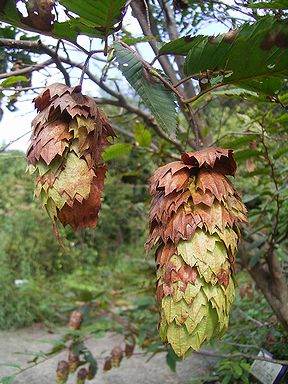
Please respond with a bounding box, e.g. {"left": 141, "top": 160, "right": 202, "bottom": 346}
{"left": 238, "top": 242, "right": 288, "bottom": 332}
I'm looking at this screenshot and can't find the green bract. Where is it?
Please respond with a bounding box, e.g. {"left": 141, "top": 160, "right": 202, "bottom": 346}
{"left": 146, "top": 148, "right": 247, "bottom": 356}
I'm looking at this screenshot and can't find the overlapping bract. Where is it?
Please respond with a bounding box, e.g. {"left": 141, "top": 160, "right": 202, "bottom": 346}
{"left": 27, "top": 83, "right": 116, "bottom": 231}
{"left": 146, "top": 148, "right": 247, "bottom": 356}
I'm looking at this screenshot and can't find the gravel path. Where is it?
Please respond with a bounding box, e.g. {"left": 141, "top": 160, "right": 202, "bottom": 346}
{"left": 0, "top": 325, "right": 217, "bottom": 383}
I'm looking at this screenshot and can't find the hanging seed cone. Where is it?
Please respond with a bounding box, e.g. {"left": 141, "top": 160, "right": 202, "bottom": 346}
{"left": 146, "top": 148, "right": 247, "bottom": 357}
{"left": 26, "top": 83, "right": 116, "bottom": 231}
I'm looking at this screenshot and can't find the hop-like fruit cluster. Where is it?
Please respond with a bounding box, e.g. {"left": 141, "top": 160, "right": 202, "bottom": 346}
{"left": 27, "top": 83, "right": 116, "bottom": 231}
{"left": 146, "top": 148, "right": 247, "bottom": 357}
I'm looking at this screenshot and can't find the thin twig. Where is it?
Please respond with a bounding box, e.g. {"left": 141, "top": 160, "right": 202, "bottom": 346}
{"left": 0, "top": 130, "right": 31, "bottom": 153}
{"left": 95, "top": 97, "right": 184, "bottom": 152}
{"left": 79, "top": 50, "right": 104, "bottom": 88}
{"left": 210, "top": 131, "right": 262, "bottom": 147}
{"left": 237, "top": 308, "right": 268, "bottom": 328}
{"left": 0, "top": 38, "right": 71, "bottom": 86}
{"left": 0, "top": 59, "right": 54, "bottom": 80}
{"left": 0, "top": 86, "right": 46, "bottom": 92}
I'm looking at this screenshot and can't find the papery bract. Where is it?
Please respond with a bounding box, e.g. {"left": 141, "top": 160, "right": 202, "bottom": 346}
{"left": 27, "top": 83, "right": 116, "bottom": 231}
{"left": 146, "top": 147, "right": 247, "bottom": 357}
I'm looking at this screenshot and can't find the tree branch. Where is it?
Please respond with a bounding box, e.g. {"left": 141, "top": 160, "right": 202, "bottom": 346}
{"left": 95, "top": 97, "right": 184, "bottom": 152}
{"left": 0, "top": 38, "right": 71, "bottom": 86}
{"left": 158, "top": 0, "right": 196, "bottom": 98}
{"left": 0, "top": 59, "right": 54, "bottom": 80}
{"left": 0, "top": 37, "right": 185, "bottom": 152}
{"left": 130, "top": 0, "right": 180, "bottom": 85}
{"left": 0, "top": 130, "right": 31, "bottom": 153}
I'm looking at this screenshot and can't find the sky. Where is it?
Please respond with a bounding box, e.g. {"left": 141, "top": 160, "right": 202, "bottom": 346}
{"left": 0, "top": 6, "right": 229, "bottom": 152}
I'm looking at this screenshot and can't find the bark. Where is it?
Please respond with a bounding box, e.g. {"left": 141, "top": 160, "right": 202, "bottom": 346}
{"left": 238, "top": 241, "right": 288, "bottom": 331}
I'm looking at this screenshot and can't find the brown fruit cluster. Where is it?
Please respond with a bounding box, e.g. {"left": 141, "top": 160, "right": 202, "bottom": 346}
{"left": 27, "top": 83, "right": 116, "bottom": 231}
{"left": 146, "top": 148, "right": 247, "bottom": 356}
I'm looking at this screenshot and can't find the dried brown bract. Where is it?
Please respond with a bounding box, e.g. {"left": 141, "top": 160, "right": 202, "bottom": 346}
{"left": 27, "top": 83, "right": 116, "bottom": 231}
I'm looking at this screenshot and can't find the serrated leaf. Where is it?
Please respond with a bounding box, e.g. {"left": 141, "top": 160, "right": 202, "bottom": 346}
{"left": 215, "top": 228, "right": 238, "bottom": 254}
{"left": 161, "top": 17, "right": 288, "bottom": 97}
{"left": 0, "top": 0, "right": 127, "bottom": 41}
{"left": 273, "top": 146, "right": 288, "bottom": 159}
{"left": 60, "top": 0, "right": 127, "bottom": 38}
{"left": 234, "top": 149, "right": 261, "bottom": 161}
{"left": 113, "top": 41, "right": 178, "bottom": 138}
{"left": 159, "top": 36, "right": 199, "bottom": 56}
{"left": 184, "top": 17, "right": 288, "bottom": 96}
{"left": 193, "top": 315, "right": 208, "bottom": 345}
{"left": 159, "top": 317, "right": 168, "bottom": 340}
{"left": 102, "top": 143, "right": 132, "bottom": 161}
{"left": 222, "top": 134, "right": 259, "bottom": 149}
{"left": 185, "top": 304, "right": 207, "bottom": 334}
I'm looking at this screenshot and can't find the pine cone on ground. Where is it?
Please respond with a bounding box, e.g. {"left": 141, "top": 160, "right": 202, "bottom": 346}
{"left": 27, "top": 83, "right": 116, "bottom": 231}
{"left": 146, "top": 148, "right": 247, "bottom": 357}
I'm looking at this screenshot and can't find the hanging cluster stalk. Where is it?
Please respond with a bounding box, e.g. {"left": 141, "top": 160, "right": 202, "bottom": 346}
{"left": 146, "top": 148, "right": 247, "bottom": 357}
{"left": 27, "top": 83, "right": 116, "bottom": 231}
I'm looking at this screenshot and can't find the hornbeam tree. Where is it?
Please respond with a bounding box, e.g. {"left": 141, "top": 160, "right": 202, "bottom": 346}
{"left": 0, "top": 0, "right": 288, "bottom": 363}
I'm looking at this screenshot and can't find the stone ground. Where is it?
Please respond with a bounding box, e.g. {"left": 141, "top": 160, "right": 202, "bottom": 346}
{"left": 0, "top": 325, "right": 217, "bottom": 383}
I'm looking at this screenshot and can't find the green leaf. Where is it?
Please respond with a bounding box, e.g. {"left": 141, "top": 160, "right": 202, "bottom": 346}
{"left": 0, "top": 375, "right": 16, "bottom": 384}
{"left": 222, "top": 373, "right": 233, "bottom": 384}
{"left": 122, "top": 36, "right": 156, "bottom": 45}
{"left": 59, "top": 0, "right": 127, "bottom": 38}
{"left": 0, "top": 0, "right": 127, "bottom": 41}
{"left": 233, "top": 364, "right": 243, "bottom": 378}
{"left": 47, "top": 340, "right": 66, "bottom": 355}
{"left": 161, "top": 17, "right": 288, "bottom": 97}
{"left": 273, "top": 146, "right": 288, "bottom": 159}
{"left": 159, "top": 36, "right": 200, "bottom": 56}
{"left": 134, "top": 124, "right": 152, "bottom": 147}
{"left": 210, "top": 87, "right": 271, "bottom": 102}
{"left": 0, "top": 76, "right": 29, "bottom": 88}
{"left": 166, "top": 348, "right": 179, "bottom": 372}
{"left": 102, "top": 143, "right": 132, "bottom": 161}
{"left": 222, "top": 134, "right": 259, "bottom": 149}
{"left": 83, "top": 349, "right": 98, "bottom": 377}
{"left": 234, "top": 149, "right": 261, "bottom": 161}
{"left": 243, "top": 168, "right": 270, "bottom": 176}
{"left": 113, "top": 41, "right": 178, "bottom": 138}
{"left": 247, "top": 0, "right": 288, "bottom": 10}
{"left": 185, "top": 17, "right": 288, "bottom": 95}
